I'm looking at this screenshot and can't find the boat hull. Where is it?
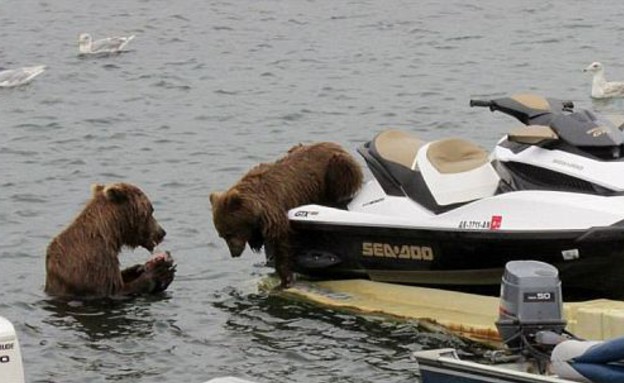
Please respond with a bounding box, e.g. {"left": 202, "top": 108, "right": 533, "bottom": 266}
{"left": 414, "top": 349, "right": 573, "bottom": 383}
{"left": 283, "top": 220, "right": 624, "bottom": 300}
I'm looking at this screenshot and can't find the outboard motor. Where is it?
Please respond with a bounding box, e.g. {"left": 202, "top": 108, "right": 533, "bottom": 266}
{"left": 489, "top": 261, "right": 624, "bottom": 381}
{"left": 495, "top": 261, "right": 568, "bottom": 371}
{"left": 0, "top": 316, "right": 25, "bottom": 383}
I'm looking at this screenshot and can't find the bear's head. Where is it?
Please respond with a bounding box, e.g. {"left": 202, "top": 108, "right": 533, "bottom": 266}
{"left": 210, "top": 188, "right": 264, "bottom": 258}
{"left": 91, "top": 183, "right": 166, "bottom": 251}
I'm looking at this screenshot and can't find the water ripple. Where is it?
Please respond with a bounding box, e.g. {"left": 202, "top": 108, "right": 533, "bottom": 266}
{"left": 0, "top": 0, "right": 618, "bottom": 382}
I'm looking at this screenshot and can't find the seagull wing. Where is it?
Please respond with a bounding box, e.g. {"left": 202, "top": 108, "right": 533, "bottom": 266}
{"left": 91, "top": 36, "right": 134, "bottom": 53}
{"left": 0, "top": 66, "right": 45, "bottom": 87}
{"left": 602, "top": 81, "right": 624, "bottom": 97}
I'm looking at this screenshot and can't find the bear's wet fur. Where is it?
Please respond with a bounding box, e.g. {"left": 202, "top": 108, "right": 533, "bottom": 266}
{"left": 45, "top": 182, "right": 175, "bottom": 298}
{"left": 210, "top": 142, "right": 363, "bottom": 287}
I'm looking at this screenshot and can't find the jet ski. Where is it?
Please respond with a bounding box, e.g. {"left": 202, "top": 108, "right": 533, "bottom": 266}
{"left": 284, "top": 93, "right": 624, "bottom": 300}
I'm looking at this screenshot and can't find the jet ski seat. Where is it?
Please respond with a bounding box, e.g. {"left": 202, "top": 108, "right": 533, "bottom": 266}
{"left": 359, "top": 129, "right": 463, "bottom": 213}
{"left": 507, "top": 125, "right": 559, "bottom": 145}
{"left": 358, "top": 129, "right": 501, "bottom": 213}
{"left": 371, "top": 129, "right": 426, "bottom": 169}
{"left": 357, "top": 129, "right": 434, "bottom": 205}
{"left": 419, "top": 138, "right": 501, "bottom": 206}
{"left": 426, "top": 138, "right": 490, "bottom": 174}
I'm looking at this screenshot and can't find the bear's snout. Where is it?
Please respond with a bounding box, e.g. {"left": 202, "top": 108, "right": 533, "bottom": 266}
{"left": 155, "top": 225, "right": 166, "bottom": 243}
{"left": 142, "top": 221, "right": 166, "bottom": 252}
{"left": 226, "top": 238, "right": 246, "bottom": 258}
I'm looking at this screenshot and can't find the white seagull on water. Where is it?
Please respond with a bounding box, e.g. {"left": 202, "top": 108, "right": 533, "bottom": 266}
{"left": 584, "top": 61, "right": 624, "bottom": 99}
{"left": 78, "top": 33, "right": 135, "bottom": 55}
{"left": 0, "top": 65, "right": 46, "bottom": 88}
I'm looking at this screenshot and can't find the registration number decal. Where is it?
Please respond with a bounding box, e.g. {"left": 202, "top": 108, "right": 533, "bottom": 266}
{"left": 459, "top": 215, "right": 503, "bottom": 230}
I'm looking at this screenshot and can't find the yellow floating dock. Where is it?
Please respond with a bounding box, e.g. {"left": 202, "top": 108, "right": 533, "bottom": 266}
{"left": 272, "top": 279, "right": 624, "bottom": 346}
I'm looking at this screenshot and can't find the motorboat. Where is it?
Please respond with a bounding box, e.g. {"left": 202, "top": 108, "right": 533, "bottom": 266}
{"left": 285, "top": 94, "right": 624, "bottom": 300}
{"left": 413, "top": 260, "right": 624, "bottom": 383}
{"left": 0, "top": 316, "right": 25, "bottom": 383}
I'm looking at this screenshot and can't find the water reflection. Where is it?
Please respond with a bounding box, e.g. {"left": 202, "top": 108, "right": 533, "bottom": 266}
{"left": 39, "top": 295, "right": 174, "bottom": 341}
{"left": 212, "top": 289, "right": 481, "bottom": 382}
{"left": 588, "top": 96, "right": 624, "bottom": 114}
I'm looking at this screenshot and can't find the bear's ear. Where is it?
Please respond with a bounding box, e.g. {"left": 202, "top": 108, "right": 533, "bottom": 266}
{"left": 210, "top": 190, "right": 243, "bottom": 210}
{"left": 103, "top": 183, "right": 129, "bottom": 203}
{"left": 91, "top": 183, "right": 105, "bottom": 197}
{"left": 209, "top": 191, "right": 223, "bottom": 207}
{"left": 221, "top": 189, "right": 244, "bottom": 210}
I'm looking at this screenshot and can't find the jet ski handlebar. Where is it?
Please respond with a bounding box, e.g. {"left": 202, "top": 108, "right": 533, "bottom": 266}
{"left": 470, "top": 95, "right": 624, "bottom": 148}
{"left": 470, "top": 95, "right": 576, "bottom": 125}
{"left": 469, "top": 98, "right": 574, "bottom": 111}
{"left": 469, "top": 99, "right": 493, "bottom": 108}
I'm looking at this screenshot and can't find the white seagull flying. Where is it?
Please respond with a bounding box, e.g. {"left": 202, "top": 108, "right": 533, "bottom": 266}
{"left": 78, "top": 33, "right": 135, "bottom": 55}
{"left": 0, "top": 65, "right": 46, "bottom": 88}
{"left": 583, "top": 61, "right": 624, "bottom": 99}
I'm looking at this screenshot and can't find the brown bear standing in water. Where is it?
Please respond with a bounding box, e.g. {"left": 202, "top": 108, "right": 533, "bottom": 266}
{"left": 45, "top": 183, "right": 176, "bottom": 298}
{"left": 210, "top": 142, "right": 363, "bottom": 288}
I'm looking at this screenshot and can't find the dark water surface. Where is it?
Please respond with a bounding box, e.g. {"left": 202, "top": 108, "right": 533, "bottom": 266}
{"left": 2, "top": 1, "right": 624, "bottom": 382}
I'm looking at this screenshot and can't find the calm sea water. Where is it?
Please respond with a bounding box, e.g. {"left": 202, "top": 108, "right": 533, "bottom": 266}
{"left": 2, "top": 1, "right": 624, "bottom": 382}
